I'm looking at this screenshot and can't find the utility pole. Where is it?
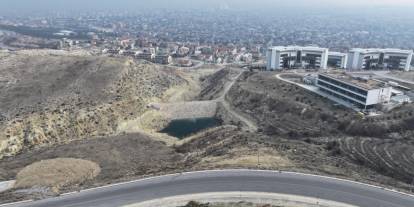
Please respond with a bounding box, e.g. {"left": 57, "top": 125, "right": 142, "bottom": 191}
{"left": 257, "top": 144, "right": 260, "bottom": 168}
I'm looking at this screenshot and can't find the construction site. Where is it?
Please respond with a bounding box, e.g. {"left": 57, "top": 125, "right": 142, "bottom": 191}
{"left": 1, "top": 50, "right": 414, "bottom": 203}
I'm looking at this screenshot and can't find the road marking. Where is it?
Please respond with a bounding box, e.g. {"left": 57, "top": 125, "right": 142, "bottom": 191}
{"left": 0, "top": 200, "right": 33, "bottom": 207}
{"left": 61, "top": 191, "right": 78, "bottom": 196}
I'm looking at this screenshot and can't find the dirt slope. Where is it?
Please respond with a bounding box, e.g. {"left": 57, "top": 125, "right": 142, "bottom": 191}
{"left": 0, "top": 133, "right": 183, "bottom": 202}
{"left": 223, "top": 71, "right": 414, "bottom": 186}
{"left": 226, "top": 72, "right": 350, "bottom": 137}
{"left": 0, "top": 51, "right": 185, "bottom": 158}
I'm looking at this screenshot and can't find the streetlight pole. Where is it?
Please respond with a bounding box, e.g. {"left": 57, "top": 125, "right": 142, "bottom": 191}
{"left": 257, "top": 145, "right": 260, "bottom": 167}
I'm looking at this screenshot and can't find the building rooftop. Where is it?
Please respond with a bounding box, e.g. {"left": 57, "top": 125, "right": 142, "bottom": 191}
{"left": 350, "top": 48, "right": 413, "bottom": 55}
{"left": 319, "top": 72, "right": 388, "bottom": 90}
{"left": 328, "top": 52, "right": 347, "bottom": 57}
{"left": 269, "top": 46, "right": 328, "bottom": 53}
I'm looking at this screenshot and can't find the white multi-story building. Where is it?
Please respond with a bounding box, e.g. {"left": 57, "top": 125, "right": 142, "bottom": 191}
{"left": 347, "top": 48, "right": 413, "bottom": 71}
{"left": 327, "top": 52, "right": 348, "bottom": 69}
{"left": 316, "top": 73, "right": 392, "bottom": 109}
{"left": 266, "top": 46, "right": 329, "bottom": 70}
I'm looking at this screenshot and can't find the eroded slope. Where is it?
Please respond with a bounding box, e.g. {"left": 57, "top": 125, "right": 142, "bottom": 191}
{"left": 0, "top": 51, "right": 185, "bottom": 158}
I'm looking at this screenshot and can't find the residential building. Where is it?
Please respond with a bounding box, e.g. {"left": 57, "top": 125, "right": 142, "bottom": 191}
{"left": 154, "top": 54, "right": 172, "bottom": 65}
{"left": 266, "top": 46, "right": 329, "bottom": 70}
{"left": 136, "top": 52, "right": 154, "bottom": 62}
{"left": 122, "top": 50, "right": 137, "bottom": 57}
{"left": 106, "top": 49, "right": 121, "bottom": 55}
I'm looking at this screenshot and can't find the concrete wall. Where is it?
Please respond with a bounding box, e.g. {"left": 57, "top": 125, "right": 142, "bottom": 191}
{"left": 366, "top": 87, "right": 392, "bottom": 106}
{"left": 406, "top": 53, "right": 413, "bottom": 71}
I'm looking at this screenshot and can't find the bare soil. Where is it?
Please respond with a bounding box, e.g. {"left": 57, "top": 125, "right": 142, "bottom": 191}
{"left": 0, "top": 133, "right": 184, "bottom": 202}
{"left": 0, "top": 51, "right": 185, "bottom": 158}
{"left": 15, "top": 158, "right": 100, "bottom": 190}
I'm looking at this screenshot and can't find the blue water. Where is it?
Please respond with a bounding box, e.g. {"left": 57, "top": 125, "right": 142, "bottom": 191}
{"left": 160, "top": 117, "right": 222, "bottom": 139}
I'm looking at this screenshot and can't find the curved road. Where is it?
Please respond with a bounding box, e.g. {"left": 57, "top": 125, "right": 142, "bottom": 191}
{"left": 6, "top": 170, "right": 414, "bottom": 207}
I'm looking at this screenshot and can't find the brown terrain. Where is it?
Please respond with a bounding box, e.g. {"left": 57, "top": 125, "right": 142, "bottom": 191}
{"left": 1, "top": 50, "right": 414, "bottom": 203}
{"left": 223, "top": 71, "right": 414, "bottom": 186}
{"left": 0, "top": 50, "right": 185, "bottom": 158}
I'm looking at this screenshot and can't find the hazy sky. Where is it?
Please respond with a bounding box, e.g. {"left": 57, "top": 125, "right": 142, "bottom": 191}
{"left": 1, "top": 0, "right": 414, "bottom": 15}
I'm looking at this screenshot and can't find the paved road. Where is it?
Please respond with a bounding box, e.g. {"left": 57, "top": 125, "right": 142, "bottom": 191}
{"left": 6, "top": 170, "right": 414, "bottom": 207}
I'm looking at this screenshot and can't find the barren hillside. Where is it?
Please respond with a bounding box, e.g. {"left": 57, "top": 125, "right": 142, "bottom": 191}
{"left": 224, "top": 71, "right": 414, "bottom": 186}
{"left": 0, "top": 51, "right": 185, "bottom": 158}
{"left": 1, "top": 67, "right": 414, "bottom": 203}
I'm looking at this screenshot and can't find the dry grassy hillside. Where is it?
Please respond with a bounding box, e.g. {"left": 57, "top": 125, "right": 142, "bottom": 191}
{"left": 0, "top": 51, "right": 185, "bottom": 158}
{"left": 226, "top": 72, "right": 350, "bottom": 137}
{"left": 198, "top": 68, "right": 239, "bottom": 101}
{"left": 0, "top": 133, "right": 183, "bottom": 202}
{"left": 224, "top": 71, "right": 414, "bottom": 187}
{"left": 2, "top": 67, "right": 414, "bottom": 203}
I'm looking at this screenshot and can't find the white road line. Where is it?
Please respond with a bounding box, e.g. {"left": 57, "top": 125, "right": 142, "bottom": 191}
{"left": 61, "top": 191, "right": 78, "bottom": 196}
{"left": 0, "top": 200, "right": 33, "bottom": 207}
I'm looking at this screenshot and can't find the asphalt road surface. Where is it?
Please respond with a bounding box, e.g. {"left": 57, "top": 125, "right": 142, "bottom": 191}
{"left": 6, "top": 170, "right": 414, "bottom": 207}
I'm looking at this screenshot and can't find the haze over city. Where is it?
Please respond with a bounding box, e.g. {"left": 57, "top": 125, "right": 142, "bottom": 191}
{"left": 2, "top": 0, "right": 414, "bottom": 14}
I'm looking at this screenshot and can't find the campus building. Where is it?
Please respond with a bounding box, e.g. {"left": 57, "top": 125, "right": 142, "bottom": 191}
{"left": 347, "top": 48, "right": 413, "bottom": 71}
{"left": 266, "top": 46, "right": 329, "bottom": 70}
{"left": 316, "top": 73, "right": 392, "bottom": 109}
{"left": 327, "top": 52, "right": 348, "bottom": 69}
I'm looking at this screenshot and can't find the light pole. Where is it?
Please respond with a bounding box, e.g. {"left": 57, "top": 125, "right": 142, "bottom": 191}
{"left": 257, "top": 144, "right": 260, "bottom": 168}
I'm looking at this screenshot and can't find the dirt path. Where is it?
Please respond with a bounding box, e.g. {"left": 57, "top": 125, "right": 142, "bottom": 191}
{"left": 219, "top": 71, "right": 258, "bottom": 132}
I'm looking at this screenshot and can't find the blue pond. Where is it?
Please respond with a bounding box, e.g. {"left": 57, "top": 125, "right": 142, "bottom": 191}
{"left": 160, "top": 117, "right": 222, "bottom": 139}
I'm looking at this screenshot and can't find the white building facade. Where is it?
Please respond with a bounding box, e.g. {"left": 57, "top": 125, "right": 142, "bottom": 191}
{"left": 327, "top": 52, "right": 348, "bottom": 69}
{"left": 316, "top": 73, "right": 392, "bottom": 109}
{"left": 266, "top": 46, "right": 329, "bottom": 70}
{"left": 347, "top": 48, "right": 413, "bottom": 71}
